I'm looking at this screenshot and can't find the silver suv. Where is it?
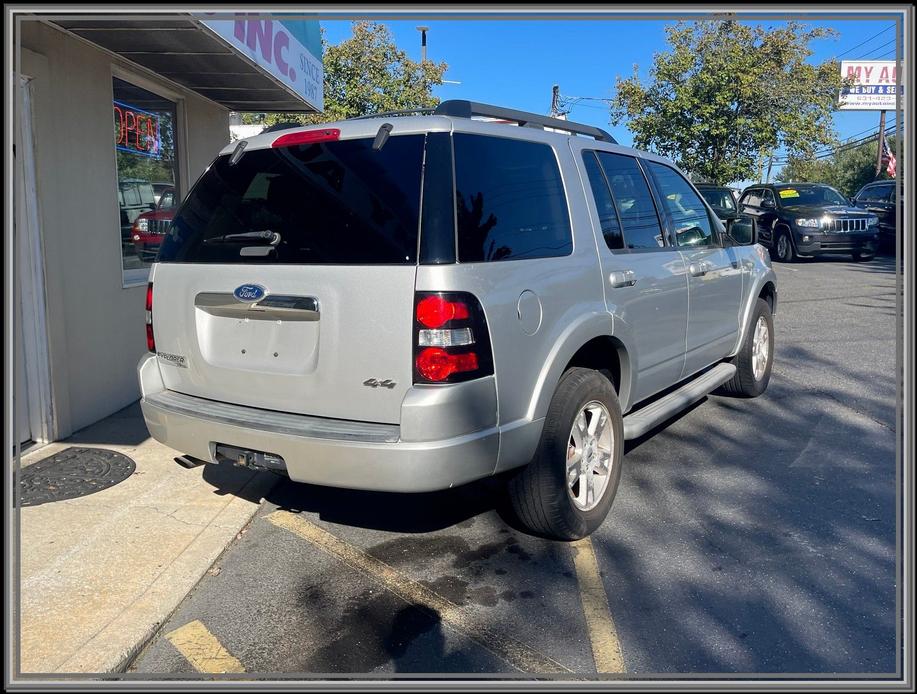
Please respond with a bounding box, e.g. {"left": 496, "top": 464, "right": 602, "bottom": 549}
{"left": 138, "top": 101, "right": 777, "bottom": 540}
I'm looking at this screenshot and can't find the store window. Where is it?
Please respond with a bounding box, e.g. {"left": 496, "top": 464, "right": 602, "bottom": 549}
{"left": 113, "top": 77, "right": 179, "bottom": 285}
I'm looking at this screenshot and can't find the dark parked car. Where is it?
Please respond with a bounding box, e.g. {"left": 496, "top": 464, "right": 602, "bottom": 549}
{"left": 739, "top": 183, "right": 879, "bottom": 262}
{"left": 853, "top": 180, "right": 897, "bottom": 252}
{"left": 695, "top": 184, "right": 739, "bottom": 222}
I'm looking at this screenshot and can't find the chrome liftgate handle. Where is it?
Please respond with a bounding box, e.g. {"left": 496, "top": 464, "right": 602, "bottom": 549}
{"left": 194, "top": 293, "right": 320, "bottom": 322}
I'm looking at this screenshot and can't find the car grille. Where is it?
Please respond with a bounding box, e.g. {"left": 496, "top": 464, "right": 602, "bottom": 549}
{"left": 150, "top": 219, "right": 171, "bottom": 235}
{"left": 821, "top": 217, "right": 868, "bottom": 233}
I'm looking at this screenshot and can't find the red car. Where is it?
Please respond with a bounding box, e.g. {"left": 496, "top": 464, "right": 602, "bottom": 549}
{"left": 132, "top": 186, "right": 177, "bottom": 261}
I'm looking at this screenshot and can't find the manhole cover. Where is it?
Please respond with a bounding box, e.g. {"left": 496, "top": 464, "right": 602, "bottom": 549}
{"left": 18, "top": 447, "right": 136, "bottom": 507}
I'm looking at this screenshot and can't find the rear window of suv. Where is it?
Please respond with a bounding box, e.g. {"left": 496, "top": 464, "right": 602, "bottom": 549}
{"left": 454, "top": 134, "right": 572, "bottom": 262}
{"left": 158, "top": 135, "right": 424, "bottom": 264}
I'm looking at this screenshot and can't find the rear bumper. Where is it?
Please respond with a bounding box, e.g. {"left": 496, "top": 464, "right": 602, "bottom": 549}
{"left": 137, "top": 355, "right": 499, "bottom": 493}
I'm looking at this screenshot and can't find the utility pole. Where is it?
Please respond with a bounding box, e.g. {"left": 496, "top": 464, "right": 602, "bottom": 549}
{"left": 550, "top": 85, "right": 560, "bottom": 117}
{"left": 416, "top": 26, "right": 429, "bottom": 63}
{"left": 875, "top": 109, "right": 887, "bottom": 176}
{"left": 765, "top": 151, "right": 774, "bottom": 183}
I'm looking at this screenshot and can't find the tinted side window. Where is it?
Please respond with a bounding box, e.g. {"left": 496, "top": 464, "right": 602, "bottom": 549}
{"left": 581, "top": 151, "right": 624, "bottom": 250}
{"left": 647, "top": 163, "right": 715, "bottom": 248}
{"left": 454, "top": 134, "right": 572, "bottom": 262}
{"left": 595, "top": 152, "right": 665, "bottom": 249}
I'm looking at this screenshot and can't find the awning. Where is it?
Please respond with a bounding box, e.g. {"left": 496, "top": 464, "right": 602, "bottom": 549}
{"left": 49, "top": 15, "right": 323, "bottom": 112}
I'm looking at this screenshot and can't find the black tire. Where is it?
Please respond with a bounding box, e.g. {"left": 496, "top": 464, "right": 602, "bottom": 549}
{"left": 773, "top": 227, "right": 796, "bottom": 263}
{"left": 852, "top": 250, "right": 875, "bottom": 262}
{"left": 507, "top": 368, "right": 624, "bottom": 540}
{"left": 718, "top": 298, "right": 774, "bottom": 398}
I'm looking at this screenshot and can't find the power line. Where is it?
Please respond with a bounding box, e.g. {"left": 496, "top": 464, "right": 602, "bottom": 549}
{"left": 806, "top": 126, "right": 894, "bottom": 159}
{"left": 775, "top": 125, "right": 896, "bottom": 162}
{"left": 773, "top": 125, "right": 898, "bottom": 163}
{"left": 856, "top": 38, "right": 897, "bottom": 60}
{"left": 834, "top": 25, "right": 894, "bottom": 59}
{"left": 564, "top": 101, "right": 610, "bottom": 111}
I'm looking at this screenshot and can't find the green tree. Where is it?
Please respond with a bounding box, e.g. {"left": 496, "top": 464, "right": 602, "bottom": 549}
{"left": 778, "top": 135, "right": 900, "bottom": 197}
{"left": 254, "top": 22, "right": 447, "bottom": 127}
{"left": 610, "top": 20, "right": 846, "bottom": 185}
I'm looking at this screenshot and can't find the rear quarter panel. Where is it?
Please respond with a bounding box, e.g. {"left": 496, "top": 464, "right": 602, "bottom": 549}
{"left": 415, "top": 125, "right": 608, "bottom": 472}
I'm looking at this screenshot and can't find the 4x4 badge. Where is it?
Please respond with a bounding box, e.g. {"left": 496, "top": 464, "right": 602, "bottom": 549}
{"left": 363, "top": 378, "right": 397, "bottom": 389}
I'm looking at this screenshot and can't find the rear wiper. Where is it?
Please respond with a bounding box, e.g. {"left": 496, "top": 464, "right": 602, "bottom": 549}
{"left": 203, "top": 231, "right": 281, "bottom": 246}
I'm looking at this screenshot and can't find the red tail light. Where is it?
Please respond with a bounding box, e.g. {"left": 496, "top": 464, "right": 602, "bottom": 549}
{"left": 271, "top": 128, "right": 341, "bottom": 148}
{"left": 416, "top": 348, "right": 479, "bottom": 381}
{"left": 416, "top": 295, "right": 470, "bottom": 328}
{"left": 413, "top": 292, "right": 492, "bottom": 384}
{"left": 145, "top": 282, "right": 155, "bottom": 352}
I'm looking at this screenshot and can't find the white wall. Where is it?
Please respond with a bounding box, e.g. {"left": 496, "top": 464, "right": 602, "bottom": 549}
{"left": 20, "top": 22, "right": 230, "bottom": 438}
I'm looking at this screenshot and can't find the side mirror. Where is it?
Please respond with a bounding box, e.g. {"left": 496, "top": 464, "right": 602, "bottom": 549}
{"left": 761, "top": 198, "right": 776, "bottom": 209}
{"left": 727, "top": 215, "right": 757, "bottom": 246}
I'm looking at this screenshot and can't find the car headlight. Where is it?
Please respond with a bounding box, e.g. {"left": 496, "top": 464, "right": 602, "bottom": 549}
{"left": 795, "top": 218, "right": 820, "bottom": 228}
{"left": 135, "top": 218, "right": 149, "bottom": 232}
{"left": 867, "top": 216, "right": 878, "bottom": 227}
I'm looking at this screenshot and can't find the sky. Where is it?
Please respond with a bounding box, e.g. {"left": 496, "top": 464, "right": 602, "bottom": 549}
{"left": 319, "top": 13, "right": 901, "bottom": 185}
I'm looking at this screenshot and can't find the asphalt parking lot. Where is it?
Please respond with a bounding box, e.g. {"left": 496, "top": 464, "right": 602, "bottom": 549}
{"left": 130, "top": 252, "right": 899, "bottom": 678}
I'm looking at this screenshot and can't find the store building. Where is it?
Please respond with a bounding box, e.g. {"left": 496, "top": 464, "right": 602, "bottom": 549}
{"left": 13, "top": 13, "right": 322, "bottom": 446}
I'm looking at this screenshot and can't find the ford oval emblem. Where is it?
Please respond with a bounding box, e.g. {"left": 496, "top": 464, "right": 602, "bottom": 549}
{"left": 233, "top": 284, "right": 266, "bottom": 302}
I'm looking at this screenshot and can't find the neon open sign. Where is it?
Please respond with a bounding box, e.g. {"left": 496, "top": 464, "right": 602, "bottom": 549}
{"left": 114, "top": 100, "right": 161, "bottom": 157}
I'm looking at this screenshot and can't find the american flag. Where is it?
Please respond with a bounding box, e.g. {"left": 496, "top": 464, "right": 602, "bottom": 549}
{"left": 882, "top": 138, "right": 897, "bottom": 178}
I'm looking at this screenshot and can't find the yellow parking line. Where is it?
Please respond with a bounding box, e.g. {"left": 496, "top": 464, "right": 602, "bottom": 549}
{"left": 266, "top": 511, "right": 572, "bottom": 674}
{"left": 571, "top": 537, "right": 625, "bottom": 672}
{"left": 166, "top": 619, "right": 245, "bottom": 674}
{"left": 571, "top": 538, "right": 625, "bottom": 673}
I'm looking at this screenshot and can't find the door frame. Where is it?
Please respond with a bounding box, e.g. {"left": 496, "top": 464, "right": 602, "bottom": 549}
{"left": 15, "top": 73, "right": 55, "bottom": 444}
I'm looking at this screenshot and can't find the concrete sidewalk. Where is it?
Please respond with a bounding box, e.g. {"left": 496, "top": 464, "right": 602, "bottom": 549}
{"left": 17, "top": 402, "right": 277, "bottom": 674}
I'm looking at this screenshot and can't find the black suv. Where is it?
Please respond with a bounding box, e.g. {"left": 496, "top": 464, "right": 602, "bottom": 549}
{"left": 853, "top": 180, "right": 898, "bottom": 252}
{"left": 739, "top": 183, "right": 879, "bottom": 262}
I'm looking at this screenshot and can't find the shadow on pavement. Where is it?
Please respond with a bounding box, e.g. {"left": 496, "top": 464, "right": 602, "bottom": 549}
{"left": 190, "top": 310, "right": 897, "bottom": 674}
{"left": 260, "top": 471, "right": 512, "bottom": 535}
{"left": 593, "top": 366, "right": 897, "bottom": 673}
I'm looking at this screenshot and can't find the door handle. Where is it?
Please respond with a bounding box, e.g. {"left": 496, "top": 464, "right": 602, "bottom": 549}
{"left": 689, "top": 262, "right": 710, "bottom": 277}
{"left": 609, "top": 270, "right": 637, "bottom": 288}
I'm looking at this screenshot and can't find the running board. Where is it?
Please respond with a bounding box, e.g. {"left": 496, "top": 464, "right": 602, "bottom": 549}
{"left": 622, "top": 363, "right": 736, "bottom": 440}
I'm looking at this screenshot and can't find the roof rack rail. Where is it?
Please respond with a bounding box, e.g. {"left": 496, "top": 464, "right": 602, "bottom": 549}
{"left": 352, "top": 107, "right": 436, "bottom": 120}
{"left": 433, "top": 100, "right": 617, "bottom": 143}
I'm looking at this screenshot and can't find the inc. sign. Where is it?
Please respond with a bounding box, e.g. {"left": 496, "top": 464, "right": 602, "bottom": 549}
{"left": 839, "top": 60, "right": 903, "bottom": 111}
{"left": 198, "top": 14, "right": 323, "bottom": 112}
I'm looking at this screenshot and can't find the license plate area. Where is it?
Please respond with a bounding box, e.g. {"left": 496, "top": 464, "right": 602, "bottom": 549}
{"left": 213, "top": 443, "right": 287, "bottom": 472}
